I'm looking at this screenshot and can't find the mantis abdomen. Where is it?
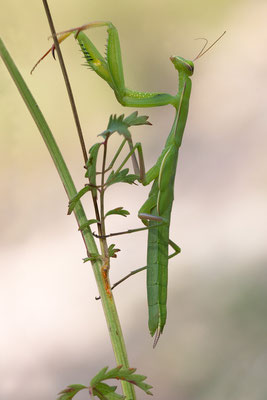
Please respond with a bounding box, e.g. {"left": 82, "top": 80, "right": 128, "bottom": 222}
{"left": 147, "top": 207, "right": 170, "bottom": 337}
{"left": 146, "top": 144, "right": 179, "bottom": 340}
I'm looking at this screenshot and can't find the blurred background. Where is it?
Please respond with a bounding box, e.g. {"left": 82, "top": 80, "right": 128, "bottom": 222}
{"left": 1, "top": 0, "right": 267, "bottom": 399}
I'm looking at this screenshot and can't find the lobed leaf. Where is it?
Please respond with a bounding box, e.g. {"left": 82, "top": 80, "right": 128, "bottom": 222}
{"left": 83, "top": 253, "right": 102, "bottom": 263}
{"left": 108, "top": 244, "right": 120, "bottom": 258}
{"left": 105, "top": 207, "right": 130, "bottom": 218}
{"left": 91, "top": 382, "right": 124, "bottom": 400}
{"left": 57, "top": 384, "right": 87, "bottom": 400}
{"left": 106, "top": 169, "right": 137, "bottom": 187}
{"left": 124, "top": 111, "right": 152, "bottom": 127}
{"left": 79, "top": 219, "right": 100, "bottom": 231}
{"left": 99, "top": 112, "right": 151, "bottom": 141}
{"left": 68, "top": 186, "right": 92, "bottom": 215}
{"left": 85, "top": 142, "right": 102, "bottom": 196}
{"left": 56, "top": 365, "right": 152, "bottom": 400}
{"left": 89, "top": 365, "right": 153, "bottom": 398}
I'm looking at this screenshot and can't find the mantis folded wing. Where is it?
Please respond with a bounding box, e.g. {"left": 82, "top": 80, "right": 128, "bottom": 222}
{"left": 34, "top": 21, "right": 222, "bottom": 345}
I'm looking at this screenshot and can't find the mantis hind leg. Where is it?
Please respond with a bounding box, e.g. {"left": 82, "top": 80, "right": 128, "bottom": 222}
{"left": 152, "top": 237, "right": 181, "bottom": 347}
{"left": 102, "top": 238, "right": 181, "bottom": 292}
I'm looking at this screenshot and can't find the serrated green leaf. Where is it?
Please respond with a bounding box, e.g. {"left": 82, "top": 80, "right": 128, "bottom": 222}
{"left": 57, "top": 384, "right": 87, "bottom": 400}
{"left": 106, "top": 168, "right": 138, "bottom": 187}
{"left": 108, "top": 244, "right": 120, "bottom": 258}
{"left": 68, "top": 186, "right": 91, "bottom": 215}
{"left": 99, "top": 112, "right": 151, "bottom": 141}
{"left": 92, "top": 382, "right": 124, "bottom": 400}
{"left": 86, "top": 143, "right": 101, "bottom": 176}
{"left": 90, "top": 376, "right": 121, "bottom": 400}
{"left": 93, "top": 382, "right": 117, "bottom": 395}
{"left": 85, "top": 142, "right": 102, "bottom": 196}
{"left": 105, "top": 207, "right": 130, "bottom": 218}
{"left": 91, "top": 367, "right": 109, "bottom": 387}
{"left": 124, "top": 111, "right": 152, "bottom": 127}
{"left": 83, "top": 253, "right": 102, "bottom": 263}
{"left": 121, "top": 174, "right": 137, "bottom": 184}
{"left": 102, "top": 365, "right": 123, "bottom": 380}
{"left": 125, "top": 373, "right": 153, "bottom": 394}
{"left": 79, "top": 219, "right": 100, "bottom": 231}
{"left": 90, "top": 366, "right": 153, "bottom": 398}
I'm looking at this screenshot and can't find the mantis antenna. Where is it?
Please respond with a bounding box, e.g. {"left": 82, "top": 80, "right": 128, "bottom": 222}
{"left": 193, "top": 30, "right": 226, "bottom": 61}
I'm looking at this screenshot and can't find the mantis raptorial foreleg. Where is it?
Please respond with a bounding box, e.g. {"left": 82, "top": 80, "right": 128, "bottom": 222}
{"left": 31, "top": 21, "right": 177, "bottom": 107}
{"left": 33, "top": 21, "right": 224, "bottom": 344}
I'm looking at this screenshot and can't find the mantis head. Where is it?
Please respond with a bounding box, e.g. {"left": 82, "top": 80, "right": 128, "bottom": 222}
{"left": 170, "top": 56, "right": 194, "bottom": 77}
{"left": 169, "top": 30, "right": 226, "bottom": 80}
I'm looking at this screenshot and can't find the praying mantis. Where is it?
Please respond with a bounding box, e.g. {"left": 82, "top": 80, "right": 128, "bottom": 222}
{"left": 33, "top": 22, "right": 225, "bottom": 345}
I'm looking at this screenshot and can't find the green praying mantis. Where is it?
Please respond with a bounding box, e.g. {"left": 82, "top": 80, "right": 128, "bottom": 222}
{"left": 33, "top": 21, "right": 225, "bottom": 345}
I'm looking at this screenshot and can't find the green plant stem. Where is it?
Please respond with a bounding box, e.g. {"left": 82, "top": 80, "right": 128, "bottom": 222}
{"left": 0, "top": 38, "right": 136, "bottom": 400}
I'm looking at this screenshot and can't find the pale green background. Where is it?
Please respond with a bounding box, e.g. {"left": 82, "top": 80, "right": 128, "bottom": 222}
{"left": 1, "top": 0, "right": 267, "bottom": 399}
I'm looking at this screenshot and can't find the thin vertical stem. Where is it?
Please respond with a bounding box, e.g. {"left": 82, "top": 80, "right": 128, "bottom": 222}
{"left": 0, "top": 37, "right": 136, "bottom": 400}
{"left": 41, "top": 0, "right": 88, "bottom": 165}
{"left": 41, "top": 0, "right": 104, "bottom": 239}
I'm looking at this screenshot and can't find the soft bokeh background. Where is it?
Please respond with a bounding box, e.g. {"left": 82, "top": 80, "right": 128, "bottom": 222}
{"left": 1, "top": 0, "right": 267, "bottom": 399}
